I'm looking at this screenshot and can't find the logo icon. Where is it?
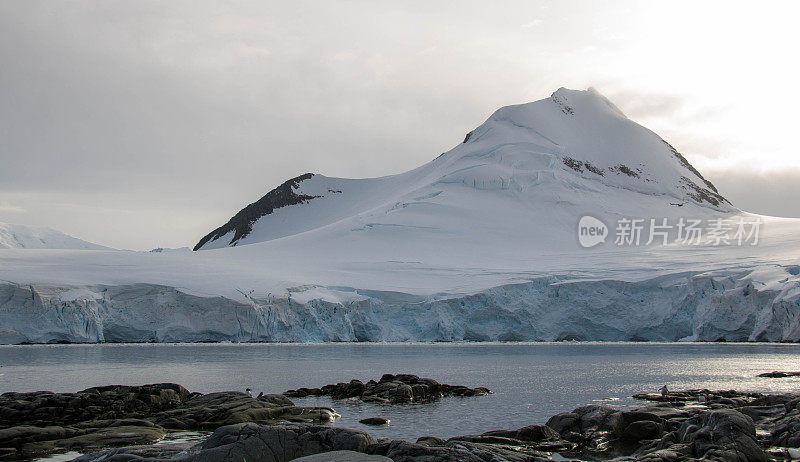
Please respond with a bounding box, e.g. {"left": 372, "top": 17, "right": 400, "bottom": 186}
{"left": 578, "top": 216, "right": 607, "bottom": 248}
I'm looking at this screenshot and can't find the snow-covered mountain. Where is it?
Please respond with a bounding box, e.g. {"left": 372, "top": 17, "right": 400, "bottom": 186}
{"left": 0, "top": 222, "right": 108, "bottom": 250}
{"left": 1, "top": 88, "right": 799, "bottom": 344}
{"left": 195, "top": 88, "right": 730, "bottom": 251}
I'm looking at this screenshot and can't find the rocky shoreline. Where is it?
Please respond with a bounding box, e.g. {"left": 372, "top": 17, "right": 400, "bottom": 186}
{"left": 0, "top": 383, "right": 338, "bottom": 460}
{"left": 2, "top": 376, "right": 800, "bottom": 461}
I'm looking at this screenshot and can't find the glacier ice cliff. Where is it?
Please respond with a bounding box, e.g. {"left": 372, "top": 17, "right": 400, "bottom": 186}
{"left": 2, "top": 266, "right": 798, "bottom": 344}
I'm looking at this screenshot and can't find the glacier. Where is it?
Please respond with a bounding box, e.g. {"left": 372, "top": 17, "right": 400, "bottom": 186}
{"left": 1, "top": 265, "right": 799, "bottom": 344}
{"left": 1, "top": 87, "right": 799, "bottom": 344}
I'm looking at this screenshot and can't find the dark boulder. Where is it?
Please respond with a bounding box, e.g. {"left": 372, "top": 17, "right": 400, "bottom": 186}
{"left": 359, "top": 417, "right": 390, "bottom": 426}
{"left": 622, "top": 421, "right": 662, "bottom": 442}
{"left": 652, "top": 409, "right": 766, "bottom": 462}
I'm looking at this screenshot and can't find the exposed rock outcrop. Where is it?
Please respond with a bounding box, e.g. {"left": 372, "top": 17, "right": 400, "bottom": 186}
{"left": 193, "top": 173, "right": 318, "bottom": 250}
{"left": 283, "top": 373, "right": 491, "bottom": 403}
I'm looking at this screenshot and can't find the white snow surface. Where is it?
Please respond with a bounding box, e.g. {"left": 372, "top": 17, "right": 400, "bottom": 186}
{"left": 1, "top": 88, "right": 799, "bottom": 343}
{"left": 0, "top": 222, "right": 108, "bottom": 250}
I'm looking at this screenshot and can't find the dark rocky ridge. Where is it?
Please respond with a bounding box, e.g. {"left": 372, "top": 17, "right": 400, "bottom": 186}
{"left": 562, "top": 142, "right": 730, "bottom": 209}
{"left": 661, "top": 139, "right": 730, "bottom": 208}
{"left": 193, "top": 173, "right": 318, "bottom": 250}
{"left": 662, "top": 139, "right": 721, "bottom": 193}
{"left": 680, "top": 176, "right": 730, "bottom": 208}
{"left": 283, "top": 373, "right": 491, "bottom": 403}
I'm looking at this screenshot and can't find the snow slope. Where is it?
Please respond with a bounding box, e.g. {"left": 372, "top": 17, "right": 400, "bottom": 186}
{"left": 0, "top": 222, "right": 108, "bottom": 250}
{"left": 195, "top": 87, "right": 730, "bottom": 251}
{"left": 1, "top": 88, "right": 799, "bottom": 344}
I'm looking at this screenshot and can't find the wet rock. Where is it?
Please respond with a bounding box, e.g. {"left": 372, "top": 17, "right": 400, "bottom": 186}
{"left": 258, "top": 393, "right": 295, "bottom": 407}
{"left": 766, "top": 396, "right": 800, "bottom": 448}
{"left": 415, "top": 436, "right": 446, "bottom": 446}
{"left": 12, "top": 385, "right": 800, "bottom": 461}
{"left": 0, "top": 383, "right": 336, "bottom": 460}
{"left": 481, "top": 424, "right": 560, "bottom": 442}
{"left": 545, "top": 411, "right": 580, "bottom": 434}
{"left": 757, "top": 371, "right": 800, "bottom": 378}
{"left": 292, "top": 451, "right": 392, "bottom": 461}
{"left": 649, "top": 409, "right": 766, "bottom": 462}
{"left": 541, "top": 389, "right": 794, "bottom": 460}
{"left": 370, "top": 439, "right": 484, "bottom": 461}
{"left": 284, "top": 373, "right": 490, "bottom": 403}
{"left": 368, "top": 436, "right": 553, "bottom": 461}
{"left": 65, "top": 387, "right": 799, "bottom": 462}
{"left": 185, "top": 423, "right": 377, "bottom": 462}
{"left": 628, "top": 405, "right": 691, "bottom": 421}
{"left": 72, "top": 422, "right": 565, "bottom": 462}
{"left": 737, "top": 404, "right": 786, "bottom": 421}
{"left": 0, "top": 383, "right": 190, "bottom": 428}
{"left": 72, "top": 444, "right": 190, "bottom": 461}
{"left": 150, "top": 391, "right": 337, "bottom": 430}
{"left": 359, "top": 417, "right": 390, "bottom": 426}
{"left": 633, "top": 389, "right": 761, "bottom": 406}
{"left": 547, "top": 405, "right": 624, "bottom": 437}
{"left": 0, "top": 419, "right": 166, "bottom": 459}
{"left": 622, "top": 420, "right": 662, "bottom": 441}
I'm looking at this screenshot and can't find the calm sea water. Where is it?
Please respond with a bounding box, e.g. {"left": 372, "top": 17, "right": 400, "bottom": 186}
{"left": 1, "top": 343, "right": 800, "bottom": 441}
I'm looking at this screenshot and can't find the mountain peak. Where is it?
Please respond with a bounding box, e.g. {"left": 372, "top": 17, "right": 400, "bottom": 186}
{"left": 465, "top": 87, "right": 727, "bottom": 205}
{"left": 486, "top": 87, "right": 627, "bottom": 132}
{"left": 551, "top": 86, "right": 627, "bottom": 118}
{"left": 195, "top": 88, "right": 731, "bottom": 250}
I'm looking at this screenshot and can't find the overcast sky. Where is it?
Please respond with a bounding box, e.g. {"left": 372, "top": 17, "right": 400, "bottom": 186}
{"left": 1, "top": 1, "right": 799, "bottom": 250}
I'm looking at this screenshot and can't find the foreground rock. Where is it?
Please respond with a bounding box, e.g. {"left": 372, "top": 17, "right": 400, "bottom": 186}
{"left": 284, "top": 373, "right": 491, "bottom": 403}
{"left": 74, "top": 388, "right": 800, "bottom": 461}
{"left": 292, "top": 451, "right": 392, "bottom": 461}
{"left": 74, "top": 422, "right": 566, "bottom": 461}
{"left": 0, "top": 383, "right": 337, "bottom": 460}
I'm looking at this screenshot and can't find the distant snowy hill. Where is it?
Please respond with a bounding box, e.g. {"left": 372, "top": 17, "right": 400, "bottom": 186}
{"left": 1, "top": 88, "right": 799, "bottom": 344}
{"left": 0, "top": 222, "right": 108, "bottom": 250}
{"left": 195, "top": 88, "right": 730, "bottom": 250}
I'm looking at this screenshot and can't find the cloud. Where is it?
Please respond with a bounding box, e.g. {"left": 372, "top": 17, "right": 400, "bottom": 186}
{"left": 596, "top": 88, "right": 732, "bottom": 170}
{"left": 604, "top": 91, "right": 684, "bottom": 120}
{"left": 0, "top": 202, "right": 25, "bottom": 213}
{"left": 602, "top": 89, "right": 724, "bottom": 126}
{"left": 521, "top": 19, "right": 543, "bottom": 28}
{"left": 0, "top": 0, "right": 560, "bottom": 250}
{"left": 704, "top": 168, "right": 800, "bottom": 218}
{"left": 0, "top": 1, "right": 797, "bottom": 249}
